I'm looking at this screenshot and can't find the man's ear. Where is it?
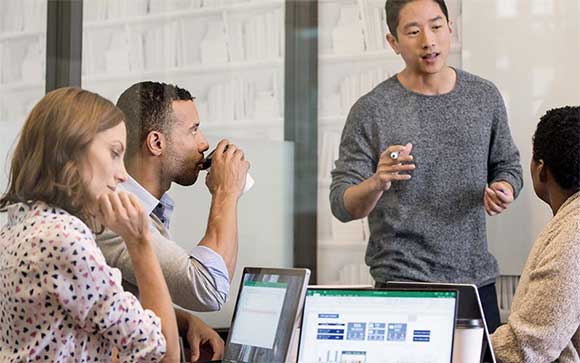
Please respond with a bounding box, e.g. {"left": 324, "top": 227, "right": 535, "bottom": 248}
{"left": 386, "top": 33, "right": 400, "bottom": 55}
{"left": 145, "top": 130, "right": 166, "bottom": 157}
{"left": 537, "top": 160, "right": 548, "bottom": 183}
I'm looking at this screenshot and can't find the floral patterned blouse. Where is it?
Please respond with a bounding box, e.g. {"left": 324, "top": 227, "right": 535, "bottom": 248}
{"left": 0, "top": 202, "right": 166, "bottom": 362}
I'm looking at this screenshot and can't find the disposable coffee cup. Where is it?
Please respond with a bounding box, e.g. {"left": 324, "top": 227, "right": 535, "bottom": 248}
{"left": 242, "top": 173, "right": 254, "bottom": 194}
{"left": 452, "top": 318, "right": 484, "bottom": 363}
{"left": 202, "top": 146, "right": 254, "bottom": 194}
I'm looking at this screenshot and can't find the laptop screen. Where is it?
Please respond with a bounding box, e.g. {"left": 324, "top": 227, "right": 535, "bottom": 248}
{"left": 224, "top": 267, "right": 310, "bottom": 363}
{"left": 298, "top": 289, "right": 457, "bottom": 363}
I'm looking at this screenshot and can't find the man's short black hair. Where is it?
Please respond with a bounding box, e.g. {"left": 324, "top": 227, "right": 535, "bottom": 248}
{"left": 533, "top": 106, "right": 580, "bottom": 191}
{"left": 385, "top": 0, "right": 449, "bottom": 39}
{"left": 116, "top": 81, "right": 194, "bottom": 159}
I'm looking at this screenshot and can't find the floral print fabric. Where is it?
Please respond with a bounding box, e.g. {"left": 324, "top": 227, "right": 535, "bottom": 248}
{"left": 0, "top": 202, "right": 166, "bottom": 362}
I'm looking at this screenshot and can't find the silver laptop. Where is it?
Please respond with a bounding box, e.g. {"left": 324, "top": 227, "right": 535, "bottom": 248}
{"left": 386, "top": 282, "right": 496, "bottom": 363}
{"left": 217, "top": 267, "right": 310, "bottom": 363}
{"left": 297, "top": 287, "right": 458, "bottom": 363}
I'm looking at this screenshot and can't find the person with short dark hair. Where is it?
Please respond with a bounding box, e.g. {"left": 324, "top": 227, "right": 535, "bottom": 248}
{"left": 330, "top": 0, "right": 523, "bottom": 332}
{"left": 491, "top": 106, "right": 580, "bottom": 362}
{"left": 117, "top": 81, "right": 196, "bottom": 162}
{"left": 97, "top": 81, "right": 249, "bottom": 361}
{"left": 385, "top": 0, "right": 449, "bottom": 40}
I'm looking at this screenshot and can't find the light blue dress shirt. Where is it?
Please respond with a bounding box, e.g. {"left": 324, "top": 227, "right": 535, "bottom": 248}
{"left": 120, "top": 176, "right": 230, "bottom": 299}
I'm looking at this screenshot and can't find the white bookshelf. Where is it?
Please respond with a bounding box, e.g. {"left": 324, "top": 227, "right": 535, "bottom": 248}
{"left": 82, "top": 0, "right": 285, "bottom": 142}
{"left": 0, "top": 80, "right": 44, "bottom": 94}
{"left": 0, "top": 1, "right": 47, "bottom": 126}
{"left": 0, "top": 0, "right": 46, "bottom": 222}
{"left": 317, "top": 0, "right": 463, "bottom": 285}
{"left": 83, "top": 58, "right": 284, "bottom": 84}
{"left": 84, "top": 0, "right": 285, "bottom": 29}
{"left": 0, "top": 30, "right": 44, "bottom": 42}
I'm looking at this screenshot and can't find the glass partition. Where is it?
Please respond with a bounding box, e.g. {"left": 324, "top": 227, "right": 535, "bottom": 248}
{"left": 317, "top": 0, "right": 462, "bottom": 285}
{"left": 315, "top": 0, "right": 580, "bottom": 323}
{"left": 463, "top": 0, "right": 580, "bottom": 321}
{"left": 2, "top": 0, "right": 579, "bottom": 330}
{"left": 81, "top": 0, "right": 291, "bottom": 327}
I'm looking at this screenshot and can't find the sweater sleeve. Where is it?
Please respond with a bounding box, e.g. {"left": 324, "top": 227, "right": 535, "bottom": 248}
{"left": 330, "top": 98, "right": 380, "bottom": 222}
{"left": 487, "top": 85, "right": 523, "bottom": 198}
{"left": 97, "top": 226, "right": 228, "bottom": 312}
{"left": 491, "top": 221, "right": 580, "bottom": 362}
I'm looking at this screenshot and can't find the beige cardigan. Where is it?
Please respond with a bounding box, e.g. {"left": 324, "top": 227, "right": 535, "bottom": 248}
{"left": 492, "top": 191, "right": 580, "bottom": 362}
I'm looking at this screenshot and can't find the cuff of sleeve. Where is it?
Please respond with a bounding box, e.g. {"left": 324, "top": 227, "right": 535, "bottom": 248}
{"left": 490, "top": 324, "right": 522, "bottom": 362}
{"left": 330, "top": 184, "right": 355, "bottom": 222}
{"left": 492, "top": 173, "right": 522, "bottom": 199}
{"left": 189, "top": 246, "right": 230, "bottom": 298}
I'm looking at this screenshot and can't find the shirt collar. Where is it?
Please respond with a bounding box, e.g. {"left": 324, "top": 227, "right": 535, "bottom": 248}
{"left": 120, "top": 176, "right": 175, "bottom": 218}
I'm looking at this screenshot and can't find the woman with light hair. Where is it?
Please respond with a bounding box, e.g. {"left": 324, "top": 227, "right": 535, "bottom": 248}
{"left": 0, "top": 87, "right": 179, "bottom": 362}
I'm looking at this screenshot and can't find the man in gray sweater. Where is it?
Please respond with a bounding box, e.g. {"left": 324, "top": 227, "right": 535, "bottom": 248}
{"left": 330, "top": 0, "right": 523, "bottom": 332}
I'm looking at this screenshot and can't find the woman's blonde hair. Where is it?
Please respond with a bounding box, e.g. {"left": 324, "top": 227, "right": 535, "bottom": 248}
{"left": 0, "top": 87, "right": 124, "bottom": 226}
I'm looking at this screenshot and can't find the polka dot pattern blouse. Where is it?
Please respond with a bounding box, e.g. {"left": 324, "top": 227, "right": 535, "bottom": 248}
{"left": 0, "top": 202, "right": 166, "bottom": 362}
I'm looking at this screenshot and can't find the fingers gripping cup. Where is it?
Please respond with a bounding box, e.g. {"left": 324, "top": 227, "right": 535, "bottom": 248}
{"left": 202, "top": 146, "right": 254, "bottom": 194}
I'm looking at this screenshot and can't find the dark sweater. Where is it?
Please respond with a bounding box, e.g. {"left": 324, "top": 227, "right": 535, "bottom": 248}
{"left": 330, "top": 68, "right": 523, "bottom": 287}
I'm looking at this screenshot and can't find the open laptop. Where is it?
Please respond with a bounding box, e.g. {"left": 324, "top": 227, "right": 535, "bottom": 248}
{"left": 386, "top": 282, "right": 496, "bottom": 363}
{"left": 197, "top": 267, "right": 310, "bottom": 363}
{"left": 297, "top": 287, "right": 458, "bottom": 363}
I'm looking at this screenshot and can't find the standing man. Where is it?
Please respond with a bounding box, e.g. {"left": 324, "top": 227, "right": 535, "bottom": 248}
{"left": 97, "top": 81, "right": 250, "bottom": 361}
{"left": 330, "top": 0, "right": 523, "bottom": 332}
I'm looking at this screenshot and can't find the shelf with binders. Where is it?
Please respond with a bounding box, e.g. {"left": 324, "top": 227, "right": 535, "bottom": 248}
{"left": 83, "top": 0, "right": 285, "bottom": 29}
{"left": 80, "top": 0, "right": 286, "bottom": 142}
{"left": 184, "top": 69, "right": 284, "bottom": 140}
{"left": 0, "top": 80, "right": 43, "bottom": 94}
{"left": 203, "top": 118, "right": 283, "bottom": 129}
{"left": 0, "top": 23, "right": 45, "bottom": 123}
{"left": 82, "top": 58, "right": 284, "bottom": 85}
{"left": 0, "top": 29, "right": 45, "bottom": 42}
{"left": 0, "top": 1, "right": 47, "bottom": 41}
{"left": 202, "top": 118, "right": 285, "bottom": 141}
{"left": 0, "top": 87, "right": 44, "bottom": 125}
{"left": 0, "top": 2, "right": 47, "bottom": 102}
{"left": 203, "top": 123, "right": 284, "bottom": 142}
{"left": 0, "top": 34, "right": 46, "bottom": 94}
{"left": 81, "top": 2, "right": 285, "bottom": 85}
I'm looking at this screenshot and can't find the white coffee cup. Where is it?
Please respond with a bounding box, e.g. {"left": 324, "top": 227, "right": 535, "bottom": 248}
{"left": 242, "top": 173, "right": 254, "bottom": 194}
{"left": 452, "top": 319, "right": 484, "bottom": 363}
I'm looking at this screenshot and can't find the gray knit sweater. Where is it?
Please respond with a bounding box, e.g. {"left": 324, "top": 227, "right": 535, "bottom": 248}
{"left": 330, "top": 68, "right": 523, "bottom": 287}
